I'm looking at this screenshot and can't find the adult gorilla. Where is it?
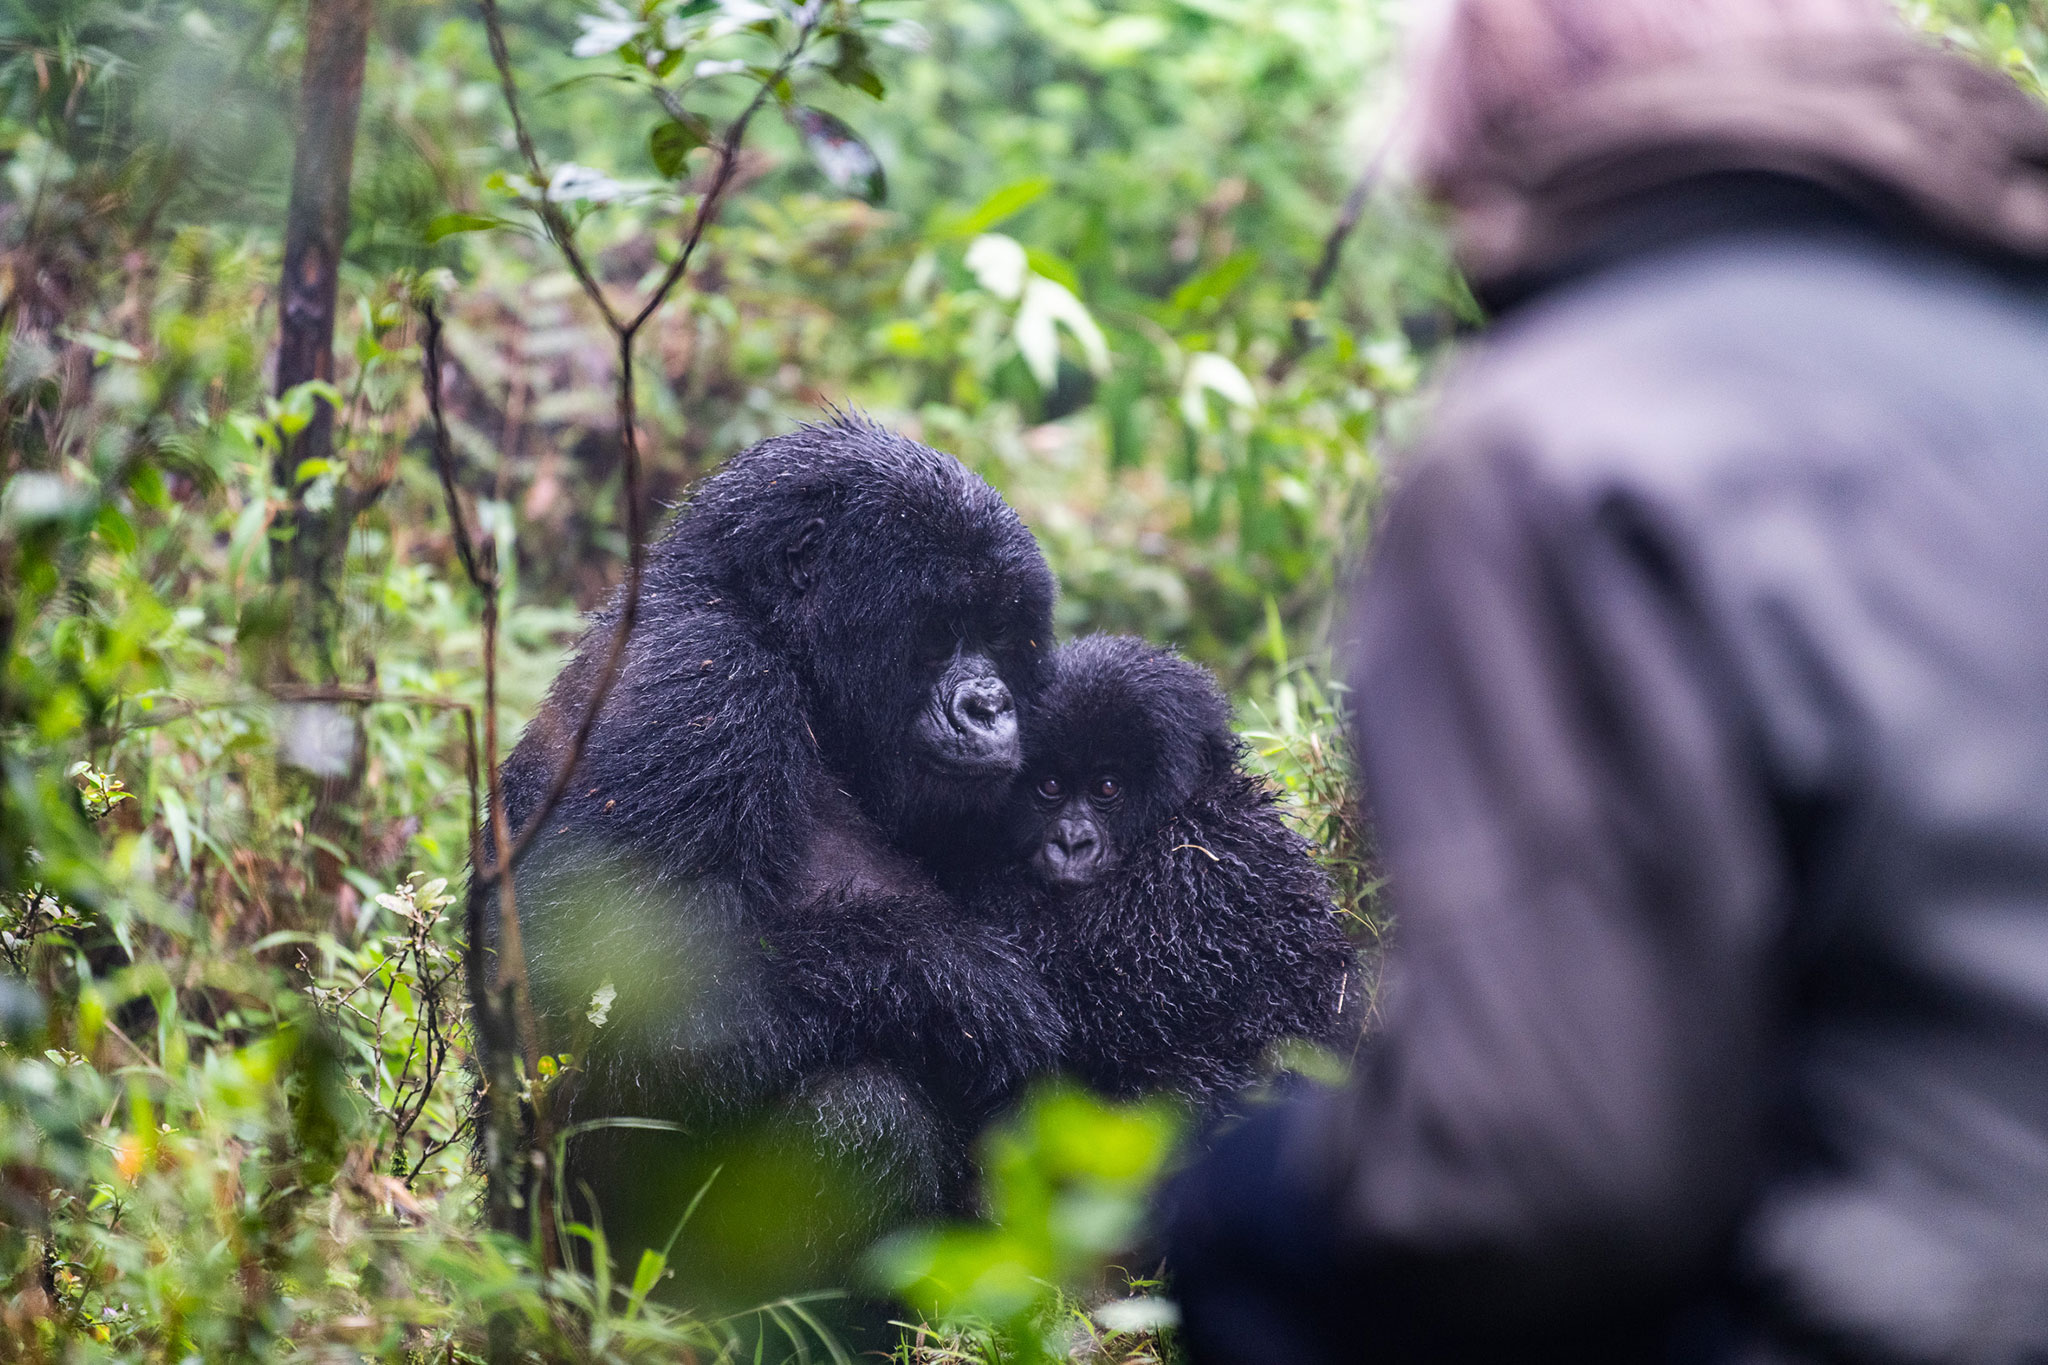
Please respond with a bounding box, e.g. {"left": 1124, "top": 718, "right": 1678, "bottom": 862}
{"left": 471, "top": 416, "right": 1062, "bottom": 1305}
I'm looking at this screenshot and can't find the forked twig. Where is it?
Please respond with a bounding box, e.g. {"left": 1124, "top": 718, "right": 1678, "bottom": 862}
{"left": 430, "top": 0, "right": 819, "bottom": 1272}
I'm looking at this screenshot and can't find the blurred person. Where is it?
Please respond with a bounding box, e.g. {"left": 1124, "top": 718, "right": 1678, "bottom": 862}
{"left": 1160, "top": 1, "right": 2048, "bottom": 1362}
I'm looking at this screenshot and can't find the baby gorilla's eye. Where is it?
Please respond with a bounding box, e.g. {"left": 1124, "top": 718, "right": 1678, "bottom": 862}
{"left": 1036, "top": 776, "right": 1064, "bottom": 800}
{"left": 1092, "top": 776, "right": 1121, "bottom": 800}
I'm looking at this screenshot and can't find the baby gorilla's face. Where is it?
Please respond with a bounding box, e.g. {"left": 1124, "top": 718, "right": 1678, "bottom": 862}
{"left": 1012, "top": 635, "right": 1239, "bottom": 891}
{"left": 1025, "top": 765, "right": 1136, "bottom": 889}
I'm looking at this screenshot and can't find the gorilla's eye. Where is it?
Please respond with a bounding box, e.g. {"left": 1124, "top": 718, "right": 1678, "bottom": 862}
{"left": 1092, "top": 776, "right": 1121, "bottom": 801}
{"left": 1036, "top": 776, "right": 1064, "bottom": 800}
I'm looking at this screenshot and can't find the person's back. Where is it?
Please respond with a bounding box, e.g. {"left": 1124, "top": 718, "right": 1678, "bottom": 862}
{"left": 1407, "top": 207, "right": 2048, "bottom": 1360}
{"left": 1160, "top": 10, "right": 2048, "bottom": 1363}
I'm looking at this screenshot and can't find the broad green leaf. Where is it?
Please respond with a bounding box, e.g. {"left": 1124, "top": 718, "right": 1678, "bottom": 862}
{"left": 949, "top": 176, "right": 1052, "bottom": 239}
{"left": 648, "top": 116, "right": 709, "bottom": 178}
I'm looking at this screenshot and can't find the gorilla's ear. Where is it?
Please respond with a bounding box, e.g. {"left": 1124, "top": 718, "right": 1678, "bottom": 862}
{"left": 785, "top": 517, "right": 827, "bottom": 593}
{"left": 1201, "top": 726, "right": 1240, "bottom": 781}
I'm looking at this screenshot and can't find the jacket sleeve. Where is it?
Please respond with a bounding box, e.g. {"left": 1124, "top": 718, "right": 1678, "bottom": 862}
{"left": 1308, "top": 441, "right": 1788, "bottom": 1343}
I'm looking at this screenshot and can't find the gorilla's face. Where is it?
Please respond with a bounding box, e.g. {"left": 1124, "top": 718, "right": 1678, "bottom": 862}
{"left": 1026, "top": 768, "right": 1134, "bottom": 889}
{"left": 865, "top": 581, "right": 1051, "bottom": 805}
{"left": 1011, "top": 636, "right": 1236, "bottom": 891}
{"left": 734, "top": 431, "right": 1057, "bottom": 843}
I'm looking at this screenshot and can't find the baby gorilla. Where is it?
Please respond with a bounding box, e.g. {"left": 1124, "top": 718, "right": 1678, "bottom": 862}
{"left": 981, "top": 635, "right": 1360, "bottom": 1111}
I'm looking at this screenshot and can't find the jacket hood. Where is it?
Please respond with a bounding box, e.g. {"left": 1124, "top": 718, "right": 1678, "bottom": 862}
{"left": 1441, "top": 34, "right": 2048, "bottom": 310}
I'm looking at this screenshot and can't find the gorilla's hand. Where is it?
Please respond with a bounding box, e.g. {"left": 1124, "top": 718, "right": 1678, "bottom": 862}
{"left": 764, "top": 890, "right": 1063, "bottom": 1124}
{"left": 898, "top": 918, "right": 1065, "bottom": 1122}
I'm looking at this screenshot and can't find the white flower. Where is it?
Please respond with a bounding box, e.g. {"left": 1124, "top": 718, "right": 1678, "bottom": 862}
{"left": 1180, "top": 351, "right": 1258, "bottom": 425}
{"left": 572, "top": 3, "right": 644, "bottom": 57}
{"left": 966, "top": 233, "right": 1028, "bottom": 301}
{"left": 547, "top": 163, "right": 626, "bottom": 204}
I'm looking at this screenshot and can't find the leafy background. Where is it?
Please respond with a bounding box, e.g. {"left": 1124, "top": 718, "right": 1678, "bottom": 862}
{"left": 0, "top": 0, "right": 2034, "bottom": 1359}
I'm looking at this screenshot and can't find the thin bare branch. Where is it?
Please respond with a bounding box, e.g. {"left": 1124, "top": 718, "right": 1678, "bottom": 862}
{"left": 473, "top": 21, "right": 818, "bottom": 883}
{"left": 1268, "top": 124, "right": 1400, "bottom": 384}
{"left": 625, "top": 48, "right": 800, "bottom": 341}
{"left": 418, "top": 284, "right": 553, "bottom": 1261}
{"left": 474, "top": 0, "right": 622, "bottom": 332}
{"left": 453, "top": 0, "right": 818, "bottom": 1280}
{"left": 419, "top": 305, "right": 486, "bottom": 590}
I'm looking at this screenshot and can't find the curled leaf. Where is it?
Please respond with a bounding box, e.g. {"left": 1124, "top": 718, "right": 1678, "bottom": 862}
{"left": 1015, "top": 276, "right": 1110, "bottom": 389}
{"left": 1180, "top": 351, "right": 1258, "bottom": 426}
{"left": 829, "top": 32, "right": 886, "bottom": 98}
{"left": 547, "top": 163, "right": 627, "bottom": 204}
{"left": 790, "top": 107, "right": 885, "bottom": 203}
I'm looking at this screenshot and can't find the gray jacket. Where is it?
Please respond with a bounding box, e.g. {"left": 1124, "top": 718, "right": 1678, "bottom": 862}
{"left": 1248, "top": 37, "right": 2048, "bottom": 1365}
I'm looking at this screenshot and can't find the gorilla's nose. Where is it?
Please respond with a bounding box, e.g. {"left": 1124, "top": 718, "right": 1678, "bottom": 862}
{"left": 949, "top": 676, "right": 1016, "bottom": 742}
{"left": 1038, "top": 819, "right": 1103, "bottom": 888}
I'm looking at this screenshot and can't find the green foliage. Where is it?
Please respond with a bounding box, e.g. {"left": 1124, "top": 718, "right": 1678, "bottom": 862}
{"left": 872, "top": 1085, "right": 1184, "bottom": 1365}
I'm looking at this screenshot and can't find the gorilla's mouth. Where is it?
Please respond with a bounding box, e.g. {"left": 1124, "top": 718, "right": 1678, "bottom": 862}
{"left": 915, "top": 656, "right": 1022, "bottom": 778}
{"left": 916, "top": 705, "right": 1022, "bottom": 777}
{"left": 1031, "top": 846, "right": 1109, "bottom": 890}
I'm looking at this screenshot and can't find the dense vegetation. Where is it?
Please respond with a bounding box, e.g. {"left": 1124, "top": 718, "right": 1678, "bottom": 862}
{"left": 0, "top": 0, "right": 2035, "bottom": 1359}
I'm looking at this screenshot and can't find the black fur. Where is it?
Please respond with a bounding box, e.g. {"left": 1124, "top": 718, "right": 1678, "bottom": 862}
{"left": 471, "top": 416, "right": 1066, "bottom": 1295}
{"left": 977, "top": 635, "right": 1359, "bottom": 1111}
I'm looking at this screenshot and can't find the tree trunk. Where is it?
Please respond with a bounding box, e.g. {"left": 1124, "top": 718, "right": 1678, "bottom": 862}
{"left": 275, "top": 1, "right": 375, "bottom": 907}
{"left": 275, "top": 0, "right": 373, "bottom": 596}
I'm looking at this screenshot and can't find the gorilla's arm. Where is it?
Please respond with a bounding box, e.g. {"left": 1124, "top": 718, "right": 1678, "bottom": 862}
{"left": 766, "top": 788, "right": 1066, "bottom": 1124}
{"left": 502, "top": 601, "right": 824, "bottom": 900}
{"left": 483, "top": 604, "right": 837, "bottom": 1121}
{"left": 495, "top": 614, "right": 1059, "bottom": 1131}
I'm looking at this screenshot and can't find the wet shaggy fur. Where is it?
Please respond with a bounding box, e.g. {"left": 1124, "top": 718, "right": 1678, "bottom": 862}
{"left": 981, "top": 635, "right": 1360, "bottom": 1111}
{"left": 470, "top": 417, "right": 1066, "bottom": 1282}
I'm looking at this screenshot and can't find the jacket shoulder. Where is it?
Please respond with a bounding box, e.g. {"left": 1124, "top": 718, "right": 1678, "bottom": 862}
{"left": 1417, "top": 232, "right": 2048, "bottom": 505}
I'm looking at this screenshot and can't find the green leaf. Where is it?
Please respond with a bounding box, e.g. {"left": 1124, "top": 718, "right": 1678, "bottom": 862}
{"left": 628, "top": 1248, "right": 667, "bottom": 1309}
{"left": 829, "top": 31, "right": 886, "bottom": 98}
{"left": 1170, "top": 249, "right": 1257, "bottom": 316}
{"left": 424, "top": 212, "right": 504, "bottom": 243}
{"left": 127, "top": 461, "right": 168, "bottom": 510}
{"left": 94, "top": 502, "right": 137, "bottom": 554}
{"left": 277, "top": 379, "right": 343, "bottom": 435}
{"left": 1023, "top": 246, "right": 1081, "bottom": 294}
{"left": 949, "top": 176, "right": 1052, "bottom": 239}
{"left": 648, "top": 116, "right": 709, "bottom": 178}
